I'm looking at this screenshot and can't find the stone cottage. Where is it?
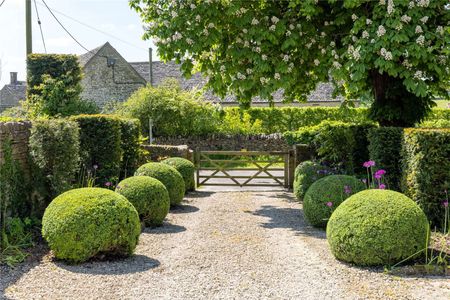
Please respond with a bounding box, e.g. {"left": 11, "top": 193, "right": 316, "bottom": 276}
{"left": 0, "top": 42, "right": 339, "bottom": 112}
{"left": 0, "top": 72, "right": 26, "bottom": 112}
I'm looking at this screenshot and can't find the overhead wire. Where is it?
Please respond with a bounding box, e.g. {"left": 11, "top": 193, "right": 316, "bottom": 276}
{"left": 36, "top": 0, "right": 148, "bottom": 53}
{"left": 0, "top": 0, "right": 5, "bottom": 8}
{"left": 33, "top": 0, "right": 47, "bottom": 53}
{"left": 40, "top": 0, "right": 91, "bottom": 52}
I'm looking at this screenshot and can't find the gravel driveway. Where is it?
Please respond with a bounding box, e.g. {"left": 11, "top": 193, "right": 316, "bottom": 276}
{"left": 2, "top": 191, "right": 450, "bottom": 300}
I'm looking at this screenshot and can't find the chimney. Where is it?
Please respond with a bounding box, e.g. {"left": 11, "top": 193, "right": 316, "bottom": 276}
{"left": 10, "top": 72, "right": 18, "bottom": 85}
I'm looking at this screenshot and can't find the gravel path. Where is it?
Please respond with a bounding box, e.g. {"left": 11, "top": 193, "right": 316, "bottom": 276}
{"left": 2, "top": 191, "right": 450, "bottom": 300}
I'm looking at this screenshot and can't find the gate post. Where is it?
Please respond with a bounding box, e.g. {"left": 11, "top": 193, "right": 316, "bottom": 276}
{"left": 194, "top": 149, "right": 201, "bottom": 188}
{"left": 288, "top": 149, "right": 295, "bottom": 189}
{"left": 284, "top": 153, "right": 289, "bottom": 188}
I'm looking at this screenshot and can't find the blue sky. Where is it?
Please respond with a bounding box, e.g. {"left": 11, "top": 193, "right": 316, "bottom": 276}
{"left": 0, "top": 0, "right": 156, "bottom": 87}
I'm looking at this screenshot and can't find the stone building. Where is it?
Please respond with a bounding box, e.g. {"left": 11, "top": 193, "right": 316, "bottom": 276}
{"left": 0, "top": 72, "right": 26, "bottom": 112}
{"left": 0, "top": 42, "right": 340, "bottom": 112}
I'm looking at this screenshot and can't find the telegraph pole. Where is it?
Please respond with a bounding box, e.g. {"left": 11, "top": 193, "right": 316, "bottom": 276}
{"left": 26, "top": 0, "right": 32, "bottom": 55}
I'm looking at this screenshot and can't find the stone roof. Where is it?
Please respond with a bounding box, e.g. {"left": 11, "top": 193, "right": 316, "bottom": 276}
{"left": 130, "top": 60, "right": 341, "bottom": 103}
{"left": 78, "top": 43, "right": 108, "bottom": 67}
{"left": 0, "top": 82, "right": 26, "bottom": 111}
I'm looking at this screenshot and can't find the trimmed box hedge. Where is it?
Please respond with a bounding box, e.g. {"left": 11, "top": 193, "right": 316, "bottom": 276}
{"left": 401, "top": 128, "right": 450, "bottom": 228}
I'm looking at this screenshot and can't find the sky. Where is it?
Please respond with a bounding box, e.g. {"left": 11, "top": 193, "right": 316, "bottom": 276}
{"left": 0, "top": 0, "right": 156, "bottom": 87}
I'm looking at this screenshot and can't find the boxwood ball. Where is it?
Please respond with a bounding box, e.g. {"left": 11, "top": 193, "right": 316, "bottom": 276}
{"left": 327, "top": 189, "right": 429, "bottom": 266}
{"left": 135, "top": 162, "right": 185, "bottom": 206}
{"left": 116, "top": 176, "right": 170, "bottom": 226}
{"left": 42, "top": 188, "right": 141, "bottom": 263}
{"left": 161, "top": 157, "right": 196, "bottom": 192}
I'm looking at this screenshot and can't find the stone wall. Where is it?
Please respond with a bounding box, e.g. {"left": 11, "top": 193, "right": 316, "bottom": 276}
{"left": 141, "top": 144, "right": 193, "bottom": 162}
{"left": 0, "top": 121, "right": 31, "bottom": 174}
{"left": 154, "top": 134, "right": 292, "bottom": 151}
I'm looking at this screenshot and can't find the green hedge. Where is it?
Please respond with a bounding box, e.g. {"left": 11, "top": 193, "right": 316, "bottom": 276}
{"left": 367, "top": 127, "right": 403, "bottom": 191}
{"left": 293, "top": 161, "right": 330, "bottom": 201}
{"left": 29, "top": 119, "right": 80, "bottom": 215}
{"left": 71, "top": 115, "right": 123, "bottom": 186}
{"left": 161, "top": 157, "right": 196, "bottom": 192}
{"left": 285, "top": 121, "right": 376, "bottom": 174}
{"left": 118, "top": 118, "right": 141, "bottom": 179}
{"left": 401, "top": 128, "right": 450, "bottom": 228}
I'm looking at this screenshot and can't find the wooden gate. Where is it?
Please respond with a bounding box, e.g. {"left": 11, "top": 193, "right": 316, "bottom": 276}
{"left": 195, "top": 150, "right": 293, "bottom": 188}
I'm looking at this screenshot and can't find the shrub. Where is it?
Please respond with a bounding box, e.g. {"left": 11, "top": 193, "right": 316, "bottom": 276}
{"left": 303, "top": 175, "right": 365, "bottom": 228}
{"left": 118, "top": 79, "right": 220, "bottom": 136}
{"left": 218, "top": 109, "right": 264, "bottom": 134}
{"left": 29, "top": 119, "right": 80, "bottom": 212}
{"left": 135, "top": 162, "right": 185, "bottom": 206}
{"left": 161, "top": 157, "right": 195, "bottom": 192}
{"left": 71, "top": 115, "right": 122, "bottom": 186}
{"left": 402, "top": 128, "right": 450, "bottom": 228}
{"left": 26, "top": 54, "right": 98, "bottom": 117}
{"left": 118, "top": 118, "right": 141, "bottom": 179}
{"left": 327, "top": 189, "right": 428, "bottom": 266}
{"left": 41, "top": 188, "right": 140, "bottom": 263}
{"left": 367, "top": 127, "right": 403, "bottom": 191}
{"left": 418, "top": 119, "right": 450, "bottom": 128}
{"left": 293, "top": 161, "right": 330, "bottom": 201}
{"left": 115, "top": 176, "right": 170, "bottom": 226}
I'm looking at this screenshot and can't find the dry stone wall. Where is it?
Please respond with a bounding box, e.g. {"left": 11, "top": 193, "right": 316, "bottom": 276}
{"left": 0, "top": 121, "right": 31, "bottom": 173}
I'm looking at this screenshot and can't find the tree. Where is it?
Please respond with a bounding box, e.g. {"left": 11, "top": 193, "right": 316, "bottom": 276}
{"left": 130, "top": 0, "right": 449, "bottom": 126}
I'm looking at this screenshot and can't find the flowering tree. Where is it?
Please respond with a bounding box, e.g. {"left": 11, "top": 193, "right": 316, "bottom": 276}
{"left": 130, "top": 0, "right": 449, "bottom": 126}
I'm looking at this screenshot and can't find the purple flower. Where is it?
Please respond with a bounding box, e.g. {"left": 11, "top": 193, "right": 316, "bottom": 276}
{"left": 378, "top": 184, "right": 386, "bottom": 190}
{"left": 361, "top": 179, "right": 367, "bottom": 183}
{"left": 363, "top": 160, "right": 376, "bottom": 168}
{"left": 105, "top": 182, "right": 112, "bottom": 187}
{"left": 443, "top": 201, "right": 449, "bottom": 208}
{"left": 344, "top": 185, "right": 352, "bottom": 194}
{"left": 374, "top": 169, "right": 386, "bottom": 179}
{"left": 326, "top": 201, "right": 333, "bottom": 207}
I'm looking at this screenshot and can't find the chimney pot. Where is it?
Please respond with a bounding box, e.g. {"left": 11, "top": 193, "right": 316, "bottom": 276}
{"left": 10, "top": 72, "right": 18, "bottom": 85}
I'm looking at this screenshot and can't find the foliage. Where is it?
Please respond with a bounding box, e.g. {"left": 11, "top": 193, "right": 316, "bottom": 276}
{"left": 71, "top": 115, "right": 123, "bottom": 186}
{"left": 367, "top": 127, "right": 404, "bottom": 190}
{"left": 161, "top": 157, "right": 196, "bottom": 192}
{"left": 26, "top": 54, "right": 97, "bottom": 117}
{"left": 218, "top": 109, "right": 263, "bottom": 134}
{"left": 285, "top": 121, "right": 376, "bottom": 174}
{"left": 118, "top": 118, "right": 141, "bottom": 179}
{"left": 41, "top": 188, "right": 140, "bottom": 263}
{"left": 0, "top": 217, "right": 35, "bottom": 267}
{"left": 293, "top": 161, "right": 331, "bottom": 201}
{"left": 402, "top": 128, "right": 450, "bottom": 229}
{"left": 118, "top": 79, "right": 221, "bottom": 137}
{"left": 135, "top": 162, "right": 185, "bottom": 206}
{"left": 115, "top": 176, "right": 170, "bottom": 227}
{"left": 327, "top": 189, "right": 429, "bottom": 266}
{"left": 29, "top": 119, "right": 80, "bottom": 213}
{"left": 130, "top": 0, "right": 449, "bottom": 125}
{"left": 303, "top": 175, "right": 365, "bottom": 228}
{"left": 418, "top": 119, "right": 450, "bottom": 128}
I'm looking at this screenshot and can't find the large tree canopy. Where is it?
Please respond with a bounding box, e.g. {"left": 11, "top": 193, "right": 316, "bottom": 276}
{"left": 130, "top": 0, "right": 449, "bottom": 126}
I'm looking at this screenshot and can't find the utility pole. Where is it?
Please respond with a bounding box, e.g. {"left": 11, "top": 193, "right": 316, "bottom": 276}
{"left": 26, "top": 0, "right": 32, "bottom": 55}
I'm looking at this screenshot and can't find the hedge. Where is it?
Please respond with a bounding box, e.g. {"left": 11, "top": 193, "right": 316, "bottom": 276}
{"left": 71, "top": 115, "right": 123, "bottom": 186}
{"left": 284, "top": 121, "right": 376, "bottom": 174}
{"left": 118, "top": 118, "right": 141, "bottom": 179}
{"left": 367, "top": 127, "right": 403, "bottom": 191}
{"left": 29, "top": 119, "right": 80, "bottom": 215}
{"left": 401, "top": 128, "right": 450, "bottom": 228}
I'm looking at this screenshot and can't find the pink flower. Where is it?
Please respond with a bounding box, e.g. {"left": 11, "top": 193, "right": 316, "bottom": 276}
{"left": 326, "top": 202, "right": 333, "bottom": 207}
{"left": 374, "top": 169, "right": 386, "bottom": 179}
{"left": 443, "top": 201, "right": 449, "bottom": 208}
{"left": 378, "top": 184, "right": 386, "bottom": 190}
{"left": 105, "top": 182, "right": 112, "bottom": 187}
{"left": 363, "top": 160, "right": 376, "bottom": 168}
{"left": 344, "top": 185, "right": 352, "bottom": 194}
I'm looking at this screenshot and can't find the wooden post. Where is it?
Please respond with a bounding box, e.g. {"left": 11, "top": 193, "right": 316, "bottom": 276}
{"left": 284, "top": 153, "right": 289, "bottom": 189}
{"left": 288, "top": 149, "right": 295, "bottom": 189}
{"left": 195, "top": 150, "right": 201, "bottom": 188}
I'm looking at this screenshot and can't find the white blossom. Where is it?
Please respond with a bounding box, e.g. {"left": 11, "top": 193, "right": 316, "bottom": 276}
{"left": 377, "top": 25, "right": 386, "bottom": 37}
{"left": 246, "top": 68, "right": 253, "bottom": 75}
{"left": 401, "top": 15, "right": 411, "bottom": 23}
{"left": 330, "top": 41, "right": 336, "bottom": 47}
{"left": 243, "top": 29, "right": 248, "bottom": 34}
{"left": 269, "top": 25, "right": 276, "bottom": 31}
{"left": 379, "top": 0, "right": 386, "bottom": 5}
{"left": 244, "top": 41, "right": 249, "bottom": 47}
{"left": 415, "top": 26, "right": 423, "bottom": 34}
{"left": 195, "top": 15, "right": 201, "bottom": 22}
{"left": 395, "top": 23, "right": 403, "bottom": 31}
{"left": 172, "top": 32, "right": 182, "bottom": 41}
{"left": 171, "top": 11, "right": 178, "bottom": 18}
{"left": 416, "top": 0, "right": 430, "bottom": 8}
{"left": 203, "top": 28, "right": 209, "bottom": 36}
{"left": 362, "top": 31, "right": 369, "bottom": 39}
{"left": 190, "top": 3, "right": 196, "bottom": 9}
{"left": 220, "top": 65, "right": 226, "bottom": 72}
{"left": 380, "top": 48, "right": 393, "bottom": 60}
{"left": 261, "top": 54, "right": 268, "bottom": 61}
{"left": 251, "top": 18, "right": 259, "bottom": 25}
{"left": 408, "top": 1, "right": 415, "bottom": 9}
{"left": 402, "top": 59, "right": 412, "bottom": 69}
{"left": 366, "top": 19, "right": 372, "bottom": 25}
{"left": 352, "top": 36, "right": 358, "bottom": 42}
{"left": 289, "top": 24, "right": 295, "bottom": 30}
{"left": 333, "top": 61, "right": 342, "bottom": 69}
{"left": 387, "top": 0, "right": 395, "bottom": 15}
{"left": 416, "top": 35, "right": 425, "bottom": 46}
{"left": 208, "top": 23, "right": 215, "bottom": 28}
{"left": 413, "top": 70, "right": 423, "bottom": 79}
{"left": 253, "top": 47, "right": 261, "bottom": 53}
{"left": 351, "top": 14, "right": 358, "bottom": 21}
{"left": 236, "top": 72, "right": 246, "bottom": 80}
{"left": 283, "top": 55, "right": 290, "bottom": 62}
{"left": 286, "top": 30, "right": 291, "bottom": 37}
{"left": 420, "top": 16, "right": 429, "bottom": 24}
{"left": 260, "top": 77, "right": 269, "bottom": 84}
{"left": 321, "top": 49, "right": 326, "bottom": 54}
{"left": 163, "top": 20, "right": 170, "bottom": 27}
{"left": 186, "top": 38, "right": 193, "bottom": 45}
{"left": 271, "top": 16, "right": 279, "bottom": 24}
{"left": 314, "top": 59, "right": 320, "bottom": 66}
{"left": 436, "top": 26, "right": 444, "bottom": 35}
{"left": 274, "top": 73, "right": 281, "bottom": 80}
